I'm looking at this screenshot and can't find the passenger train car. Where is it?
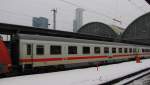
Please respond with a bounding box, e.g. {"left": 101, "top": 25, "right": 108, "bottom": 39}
{"left": 0, "top": 33, "right": 150, "bottom": 75}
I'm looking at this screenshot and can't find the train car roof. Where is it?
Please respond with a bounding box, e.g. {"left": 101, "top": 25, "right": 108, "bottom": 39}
{"left": 19, "top": 34, "right": 150, "bottom": 48}
{"left": 0, "top": 23, "right": 114, "bottom": 42}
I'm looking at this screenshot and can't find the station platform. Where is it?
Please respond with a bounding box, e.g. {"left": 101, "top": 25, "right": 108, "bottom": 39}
{"left": 0, "top": 59, "right": 150, "bottom": 85}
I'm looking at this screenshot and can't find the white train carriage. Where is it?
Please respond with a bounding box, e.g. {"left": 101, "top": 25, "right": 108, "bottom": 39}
{"left": 18, "top": 34, "right": 150, "bottom": 70}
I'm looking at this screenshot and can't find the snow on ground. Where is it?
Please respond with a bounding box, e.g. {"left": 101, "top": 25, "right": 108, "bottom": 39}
{"left": 0, "top": 59, "right": 150, "bottom": 85}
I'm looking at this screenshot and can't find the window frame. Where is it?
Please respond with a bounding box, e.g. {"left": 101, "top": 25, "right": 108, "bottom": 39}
{"left": 112, "top": 48, "right": 116, "bottom": 53}
{"left": 26, "top": 44, "right": 32, "bottom": 55}
{"left": 129, "top": 48, "right": 132, "bottom": 53}
{"left": 124, "top": 48, "right": 128, "bottom": 53}
{"left": 82, "top": 46, "right": 90, "bottom": 54}
{"left": 104, "top": 47, "right": 109, "bottom": 54}
{"left": 119, "top": 48, "right": 122, "bottom": 53}
{"left": 133, "top": 48, "right": 136, "bottom": 53}
{"left": 50, "top": 45, "right": 62, "bottom": 55}
{"left": 68, "top": 46, "right": 77, "bottom": 54}
{"left": 36, "top": 45, "right": 44, "bottom": 55}
{"left": 94, "top": 47, "right": 101, "bottom": 54}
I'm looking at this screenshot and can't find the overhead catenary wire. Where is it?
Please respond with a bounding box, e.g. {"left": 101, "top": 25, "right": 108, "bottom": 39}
{"left": 0, "top": 8, "right": 50, "bottom": 25}
{"left": 0, "top": 0, "right": 127, "bottom": 26}
{"left": 0, "top": 9, "right": 40, "bottom": 26}
{"left": 0, "top": 9, "right": 34, "bottom": 18}
{"left": 0, "top": 10, "right": 33, "bottom": 23}
{"left": 58, "top": 0, "right": 122, "bottom": 24}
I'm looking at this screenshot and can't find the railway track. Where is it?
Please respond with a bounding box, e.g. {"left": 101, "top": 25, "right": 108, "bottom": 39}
{"left": 99, "top": 68, "right": 150, "bottom": 85}
{"left": 126, "top": 72, "right": 150, "bottom": 85}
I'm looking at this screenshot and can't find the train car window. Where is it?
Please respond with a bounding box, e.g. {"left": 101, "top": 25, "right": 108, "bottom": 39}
{"left": 104, "top": 47, "right": 109, "bottom": 54}
{"left": 133, "top": 48, "right": 136, "bottom": 53}
{"left": 112, "top": 48, "right": 116, "bottom": 53}
{"left": 146, "top": 49, "right": 148, "bottom": 52}
{"left": 50, "top": 45, "right": 61, "bottom": 55}
{"left": 129, "top": 48, "right": 132, "bottom": 53}
{"left": 147, "top": 49, "right": 148, "bottom": 52}
{"left": 83, "top": 47, "right": 90, "bottom": 54}
{"left": 36, "top": 45, "right": 44, "bottom": 55}
{"left": 94, "top": 47, "right": 100, "bottom": 54}
{"left": 68, "top": 46, "right": 77, "bottom": 54}
{"left": 144, "top": 49, "right": 150, "bottom": 52}
{"left": 27, "top": 44, "right": 31, "bottom": 55}
{"left": 142, "top": 49, "right": 145, "bottom": 52}
{"left": 148, "top": 49, "right": 150, "bottom": 52}
{"left": 144, "top": 49, "right": 146, "bottom": 52}
{"left": 119, "top": 48, "right": 122, "bottom": 53}
{"left": 124, "top": 48, "right": 128, "bottom": 53}
{"left": 145, "top": 49, "right": 147, "bottom": 52}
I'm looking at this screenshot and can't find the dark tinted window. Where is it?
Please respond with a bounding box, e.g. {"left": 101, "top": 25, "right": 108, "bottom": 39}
{"left": 133, "top": 48, "right": 136, "bottom": 53}
{"left": 142, "top": 49, "right": 144, "bottom": 52}
{"left": 124, "top": 48, "right": 128, "bottom": 53}
{"left": 36, "top": 45, "right": 44, "bottom": 55}
{"left": 129, "top": 48, "right": 132, "bottom": 53}
{"left": 143, "top": 49, "right": 150, "bottom": 52}
{"left": 83, "top": 47, "right": 90, "bottom": 54}
{"left": 112, "top": 48, "right": 116, "bottom": 53}
{"left": 104, "top": 47, "right": 109, "bottom": 53}
{"left": 50, "top": 45, "right": 61, "bottom": 55}
{"left": 27, "top": 44, "right": 32, "bottom": 55}
{"left": 146, "top": 49, "right": 150, "bottom": 52}
{"left": 94, "top": 47, "right": 100, "bottom": 54}
{"left": 119, "top": 48, "right": 122, "bottom": 53}
{"left": 68, "top": 46, "right": 77, "bottom": 54}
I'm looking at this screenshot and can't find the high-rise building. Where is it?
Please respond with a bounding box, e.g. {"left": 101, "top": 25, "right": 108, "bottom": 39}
{"left": 73, "top": 8, "right": 84, "bottom": 32}
{"left": 32, "top": 17, "right": 48, "bottom": 28}
{"left": 73, "top": 19, "right": 77, "bottom": 32}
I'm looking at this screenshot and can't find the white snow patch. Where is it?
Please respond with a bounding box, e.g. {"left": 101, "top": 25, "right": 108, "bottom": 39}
{"left": 0, "top": 59, "right": 150, "bottom": 85}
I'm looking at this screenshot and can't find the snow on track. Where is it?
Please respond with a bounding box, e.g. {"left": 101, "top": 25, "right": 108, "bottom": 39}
{"left": 0, "top": 59, "right": 150, "bottom": 85}
{"left": 115, "top": 69, "right": 150, "bottom": 85}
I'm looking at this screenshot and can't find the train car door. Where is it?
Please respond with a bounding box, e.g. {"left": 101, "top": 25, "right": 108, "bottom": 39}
{"left": 25, "top": 44, "right": 34, "bottom": 70}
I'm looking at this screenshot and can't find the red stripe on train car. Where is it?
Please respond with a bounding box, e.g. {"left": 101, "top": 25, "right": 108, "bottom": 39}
{"left": 112, "top": 54, "right": 130, "bottom": 57}
{"left": 20, "top": 58, "right": 63, "bottom": 62}
{"left": 19, "top": 53, "right": 150, "bottom": 63}
{"left": 20, "top": 55, "right": 109, "bottom": 62}
{"left": 67, "top": 56, "right": 108, "bottom": 60}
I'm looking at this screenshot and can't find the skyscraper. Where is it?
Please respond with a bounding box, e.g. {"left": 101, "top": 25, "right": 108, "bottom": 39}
{"left": 32, "top": 17, "right": 48, "bottom": 28}
{"left": 73, "top": 8, "right": 84, "bottom": 32}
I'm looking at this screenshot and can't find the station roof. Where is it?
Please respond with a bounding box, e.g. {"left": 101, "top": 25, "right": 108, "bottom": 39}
{"left": 109, "top": 25, "right": 125, "bottom": 35}
{"left": 121, "top": 12, "right": 150, "bottom": 45}
{"left": 77, "top": 22, "right": 118, "bottom": 39}
{"left": 0, "top": 23, "right": 114, "bottom": 42}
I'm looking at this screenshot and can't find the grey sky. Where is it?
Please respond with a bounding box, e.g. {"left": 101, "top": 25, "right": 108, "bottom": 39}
{"left": 0, "top": 0, "right": 149, "bottom": 31}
